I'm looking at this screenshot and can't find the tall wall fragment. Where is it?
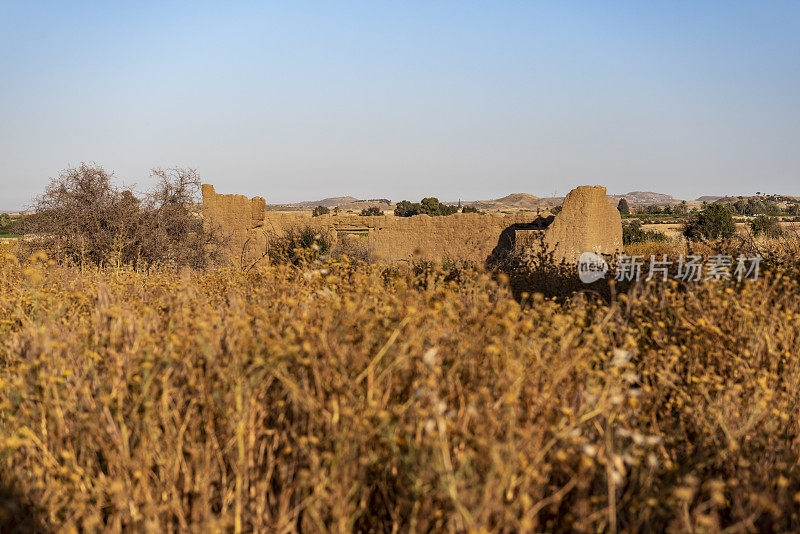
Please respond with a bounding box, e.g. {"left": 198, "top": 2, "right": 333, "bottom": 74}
{"left": 542, "top": 185, "right": 622, "bottom": 262}
{"left": 201, "top": 184, "right": 268, "bottom": 265}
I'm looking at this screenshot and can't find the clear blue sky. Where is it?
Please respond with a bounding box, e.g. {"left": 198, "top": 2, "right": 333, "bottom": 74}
{"left": 1, "top": 1, "right": 798, "bottom": 209}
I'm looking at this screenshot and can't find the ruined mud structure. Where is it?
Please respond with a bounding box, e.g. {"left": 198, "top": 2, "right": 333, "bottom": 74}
{"left": 202, "top": 184, "right": 622, "bottom": 266}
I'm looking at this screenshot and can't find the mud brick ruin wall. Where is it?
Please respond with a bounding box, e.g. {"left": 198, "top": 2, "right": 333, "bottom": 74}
{"left": 202, "top": 184, "right": 622, "bottom": 266}
{"left": 542, "top": 185, "right": 623, "bottom": 262}
{"left": 201, "top": 184, "right": 269, "bottom": 264}
{"left": 263, "top": 211, "right": 536, "bottom": 263}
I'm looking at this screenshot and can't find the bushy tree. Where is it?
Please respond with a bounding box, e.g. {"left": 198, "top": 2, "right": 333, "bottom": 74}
{"left": 683, "top": 203, "right": 735, "bottom": 240}
{"left": 617, "top": 198, "right": 630, "bottom": 215}
{"left": 394, "top": 198, "right": 458, "bottom": 217}
{"left": 763, "top": 201, "right": 782, "bottom": 216}
{"left": 359, "top": 206, "right": 383, "bottom": 216}
{"left": 25, "top": 163, "right": 219, "bottom": 267}
{"left": 461, "top": 205, "right": 479, "bottom": 213}
{"left": 643, "top": 205, "right": 663, "bottom": 215}
{"left": 312, "top": 205, "right": 330, "bottom": 217}
{"left": 731, "top": 200, "right": 748, "bottom": 215}
{"left": 143, "top": 167, "right": 213, "bottom": 266}
{"left": 394, "top": 200, "right": 418, "bottom": 217}
{"left": 750, "top": 215, "right": 783, "bottom": 238}
{"left": 730, "top": 198, "right": 782, "bottom": 216}
{"left": 622, "top": 221, "right": 669, "bottom": 245}
{"left": 420, "top": 197, "right": 458, "bottom": 216}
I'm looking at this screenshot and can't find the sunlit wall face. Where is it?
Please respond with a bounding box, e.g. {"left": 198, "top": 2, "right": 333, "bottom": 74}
{"left": 1, "top": 1, "right": 798, "bottom": 210}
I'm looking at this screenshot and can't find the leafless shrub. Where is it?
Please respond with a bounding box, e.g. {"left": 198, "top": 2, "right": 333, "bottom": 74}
{"left": 23, "top": 163, "right": 220, "bottom": 268}
{"left": 333, "top": 234, "right": 375, "bottom": 263}
{"left": 137, "top": 167, "right": 221, "bottom": 268}
{"left": 266, "top": 226, "right": 332, "bottom": 265}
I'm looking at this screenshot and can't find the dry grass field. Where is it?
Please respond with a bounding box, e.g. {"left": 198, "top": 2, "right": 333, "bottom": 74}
{"left": 2, "top": 238, "right": 800, "bottom": 532}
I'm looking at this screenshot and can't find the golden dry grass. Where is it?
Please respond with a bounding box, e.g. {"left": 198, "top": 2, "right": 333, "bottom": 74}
{"left": 1, "top": 241, "right": 800, "bottom": 532}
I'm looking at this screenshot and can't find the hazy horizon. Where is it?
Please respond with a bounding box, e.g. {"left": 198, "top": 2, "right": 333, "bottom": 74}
{"left": 0, "top": 185, "right": 784, "bottom": 213}
{"left": 2, "top": 2, "right": 799, "bottom": 210}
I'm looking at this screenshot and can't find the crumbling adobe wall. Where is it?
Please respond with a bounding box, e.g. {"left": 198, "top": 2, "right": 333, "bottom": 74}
{"left": 256, "top": 211, "right": 534, "bottom": 263}
{"left": 345, "top": 213, "right": 532, "bottom": 263}
{"left": 542, "top": 185, "right": 622, "bottom": 262}
{"left": 202, "top": 184, "right": 268, "bottom": 264}
{"left": 201, "top": 184, "right": 622, "bottom": 266}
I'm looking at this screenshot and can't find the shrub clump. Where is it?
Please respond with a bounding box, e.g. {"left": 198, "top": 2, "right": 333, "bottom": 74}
{"left": 267, "top": 225, "right": 332, "bottom": 264}
{"left": 750, "top": 215, "right": 783, "bottom": 238}
{"left": 23, "top": 163, "right": 218, "bottom": 268}
{"left": 359, "top": 206, "right": 383, "bottom": 216}
{"left": 394, "top": 197, "right": 458, "bottom": 217}
{"left": 683, "top": 203, "right": 736, "bottom": 240}
{"left": 622, "top": 221, "right": 669, "bottom": 245}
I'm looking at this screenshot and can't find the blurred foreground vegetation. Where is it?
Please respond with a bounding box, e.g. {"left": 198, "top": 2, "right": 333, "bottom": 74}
{"left": 2, "top": 233, "right": 800, "bottom": 532}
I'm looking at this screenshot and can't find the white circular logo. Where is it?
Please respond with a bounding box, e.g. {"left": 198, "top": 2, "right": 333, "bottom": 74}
{"left": 578, "top": 252, "right": 608, "bottom": 284}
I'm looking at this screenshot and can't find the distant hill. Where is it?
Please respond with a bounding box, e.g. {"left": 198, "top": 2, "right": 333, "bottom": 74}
{"left": 609, "top": 191, "right": 680, "bottom": 205}
{"left": 458, "top": 191, "right": 684, "bottom": 212}
{"left": 267, "top": 196, "right": 394, "bottom": 212}
{"left": 265, "top": 189, "right": 800, "bottom": 214}
{"left": 289, "top": 196, "right": 358, "bottom": 209}
{"left": 267, "top": 192, "right": 550, "bottom": 213}
{"left": 265, "top": 190, "right": 680, "bottom": 214}
{"left": 335, "top": 199, "right": 394, "bottom": 212}
{"left": 462, "top": 193, "right": 541, "bottom": 211}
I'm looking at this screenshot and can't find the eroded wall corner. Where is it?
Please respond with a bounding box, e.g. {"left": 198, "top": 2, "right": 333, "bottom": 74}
{"left": 202, "top": 184, "right": 267, "bottom": 264}
{"left": 542, "top": 185, "right": 622, "bottom": 262}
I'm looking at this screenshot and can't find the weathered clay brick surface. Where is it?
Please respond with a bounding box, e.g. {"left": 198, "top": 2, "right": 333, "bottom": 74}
{"left": 202, "top": 184, "right": 622, "bottom": 266}
{"left": 543, "top": 185, "right": 623, "bottom": 262}
{"left": 201, "top": 184, "right": 268, "bottom": 264}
